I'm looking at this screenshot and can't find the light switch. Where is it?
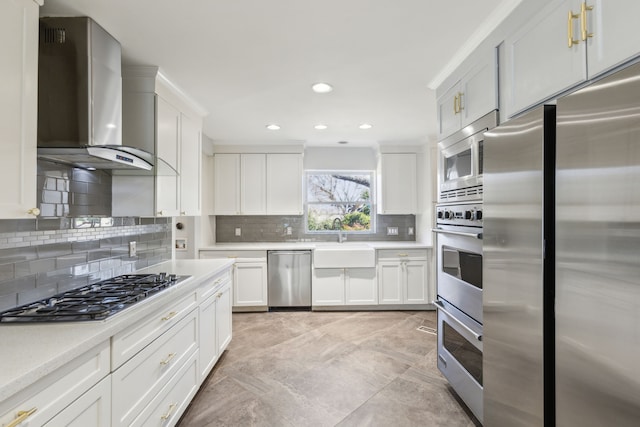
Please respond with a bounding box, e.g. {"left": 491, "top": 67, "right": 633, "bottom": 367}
{"left": 387, "top": 227, "right": 398, "bottom": 235}
{"left": 235, "top": 227, "right": 242, "bottom": 236}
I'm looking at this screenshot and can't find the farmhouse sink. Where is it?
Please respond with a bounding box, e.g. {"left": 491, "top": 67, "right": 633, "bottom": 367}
{"left": 313, "top": 243, "right": 375, "bottom": 268}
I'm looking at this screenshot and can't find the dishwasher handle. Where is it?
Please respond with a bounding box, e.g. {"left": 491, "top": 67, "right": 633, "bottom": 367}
{"left": 268, "top": 251, "right": 311, "bottom": 256}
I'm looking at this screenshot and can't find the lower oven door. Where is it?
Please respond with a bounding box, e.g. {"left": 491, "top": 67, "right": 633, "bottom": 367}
{"left": 434, "top": 224, "right": 483, "bottom": 323}
{"left": 435, "top": 298, "right": 483, "bottom": 423}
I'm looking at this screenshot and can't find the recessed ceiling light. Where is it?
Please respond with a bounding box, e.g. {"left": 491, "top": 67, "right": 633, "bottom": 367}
{"left": 312, "top": 82, "right": 333, "bottom": 93}
{"left": 314, "top": 124, "right": 328, "bottom": 130}
{"left": 359, "top": 123, "right": 373, "bottom": 130}
{"left": 266, "top": 124, "right": 281, "bottom": 130}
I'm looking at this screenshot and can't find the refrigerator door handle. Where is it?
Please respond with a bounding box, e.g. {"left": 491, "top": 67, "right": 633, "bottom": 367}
{"left": 433, "top": 300, "right": 483, "bottom": 341}
{"left": 432, "top": 228, "right": 483, "bottom": 240}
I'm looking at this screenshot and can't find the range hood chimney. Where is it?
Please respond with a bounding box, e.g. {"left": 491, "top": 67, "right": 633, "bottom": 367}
{"left": 37, "top": 17, "right": 153, "bottom": 170}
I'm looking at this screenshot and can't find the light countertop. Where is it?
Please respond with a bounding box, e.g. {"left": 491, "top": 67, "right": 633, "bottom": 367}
{"left": 0, "top": 259, "right": 234, "bottom": 403}
{"left": 199, "top": 241, "right": 432, "bottom": 251}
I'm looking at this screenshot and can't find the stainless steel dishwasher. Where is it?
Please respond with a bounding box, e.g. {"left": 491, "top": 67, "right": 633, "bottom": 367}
{"left": 267, "top": 250, "right": 311, "bottom": 309}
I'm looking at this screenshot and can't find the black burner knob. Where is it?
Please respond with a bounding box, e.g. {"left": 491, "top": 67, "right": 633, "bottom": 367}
{"left": 444, "top": 211, "right": 451, "bottom": 219}
{"left": 464, "top": 210, "right": 472, "bottom": 220}
{"left": 437, "top": 211, "right": 443, "bottom": 219}
{"left": 476, "top": 210, "right": 483, "bottom": 220}
{"left": 159, "top": 272, "right": 167, "bottom": 281}
{"left": 169, "top": 274, "right": 177, "bottom": 281}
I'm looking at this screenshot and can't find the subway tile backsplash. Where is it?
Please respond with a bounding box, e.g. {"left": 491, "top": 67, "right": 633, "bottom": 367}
{"left": 216, "top": 215, "right": 416, "bottom": 243}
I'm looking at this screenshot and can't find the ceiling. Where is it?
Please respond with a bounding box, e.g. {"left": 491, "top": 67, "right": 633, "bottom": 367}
{"left": 40, "top": 0, "right": 517, "bottom": 147}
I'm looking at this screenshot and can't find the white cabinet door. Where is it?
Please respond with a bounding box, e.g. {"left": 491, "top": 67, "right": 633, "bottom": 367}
{"left": 266, "top": 153, "right": 303, "bottom": 215}
{"left": 240, "top": 154, "right": 267, "bottom": 214}
{"left": 461, "top": 52, "right": 498, "bottom": 128}
{"left": 179, "top": 113, "right": 201, "bottom": 216}
{"left": 345, "top": 268, "right": 377, "bottom": 305}
{"left": 379, "top": 153, "right": 417, "bottom": 214}
{"left": 378, "top": 262, "right": 403, "bottom": 305}
{"left": 312, "top": 269, "right": 345, "bottom": 306}
{"left": 214, "top": 154, "right": 241, "bottom": 215}
{"left": 155, "top": 96, "right": 181, "bottom": 216}
{"left": 233, "top": 262, "right": 267, "bottom": 307}
{"left": 198, "top": 293, "right": 218, "bottom": 380}
{"left": 216, "top": 281, "right": 233, "bottom": 354}
{"left": 436, "top": 82, "right": 462, "bottom": 140}
{"left": 0, "top": 0, "right": 38, "bottom": 219}
{"left": 586, "top": 0, "right": 640, "bottom": 77}
{"left": 503, "top": 0, "right": 587, "bottom": 117}
{"left": 405, "top": 260, "right": 429, "bottom": 304}
{"left": 44, "top": 376, "right": 111, "bottom": 427}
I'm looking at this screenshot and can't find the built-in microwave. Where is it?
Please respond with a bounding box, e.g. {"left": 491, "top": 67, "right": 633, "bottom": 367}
{"left": 438, "top": 110, "right": 497, "bottom": 203}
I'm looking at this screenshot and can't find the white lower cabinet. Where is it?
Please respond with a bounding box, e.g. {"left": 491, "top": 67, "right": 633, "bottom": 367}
{"left": 378, "top": 250, "right": 429, "bottom": 305}
{"left": 0, "top": 341, "right": 110, "bottom": 427}
{"left": 111, "top": 308, "right": 198, "bottom": 427}
{"left": 312, "top": 268, "right": 377, "bottom": 306}
{"left": 199, "top": 250, "right": 268, "bottom": 310}
{"left": 198, "top": 270, "right": 233, "bottom": 380}
{"left": 43, "top": 376, "right": 111, "bottom": 427}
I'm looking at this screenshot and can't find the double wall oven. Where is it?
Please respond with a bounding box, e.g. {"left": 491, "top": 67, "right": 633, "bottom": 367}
{"left": 433, "top": 110, "right": 496, "bottom": 423}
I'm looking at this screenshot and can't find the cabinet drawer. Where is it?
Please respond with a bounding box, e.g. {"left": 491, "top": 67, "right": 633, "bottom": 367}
{"left": 43, "top": 375, "right": 111, "bottom": 427}
{"left": 0, "top": 341, "right": 110, "bottom": 427}
{"left": 377, "top": 249, "right": 428, "bottom": 260}
{"left": 111, "top": 291, "right": 197, "bottom": 369}
{"left": 197, "top": 268, "right": 231, "bottom": 301}
{"left": 112, "top": 309, "right": 198, "bottom": 427}
{"left": 200, "top": 250, "right": 267, "bottom": 261}
{"left": 131, "top": 351, "right": 199, "bottom": 427}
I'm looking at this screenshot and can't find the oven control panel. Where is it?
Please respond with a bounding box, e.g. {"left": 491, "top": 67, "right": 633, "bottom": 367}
{"left": 436, "top": 203, "right": 483, "bottom": 227}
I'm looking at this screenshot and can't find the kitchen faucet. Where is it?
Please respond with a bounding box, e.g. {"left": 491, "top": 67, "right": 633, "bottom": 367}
{"left": 333, "top": 217, "right": 346, "bottom": 243}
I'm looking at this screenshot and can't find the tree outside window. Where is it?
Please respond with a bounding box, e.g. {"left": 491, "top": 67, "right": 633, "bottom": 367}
{"left": 305, "top": 172, "right": 374, "bottom": 232}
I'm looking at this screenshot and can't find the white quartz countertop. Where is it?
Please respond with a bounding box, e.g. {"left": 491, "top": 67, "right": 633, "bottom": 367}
{"left": 0, "top": 259, "right": 234, "bottom": 403}
{"left": 199, "top": 241, "right": 431, "bottom": 251}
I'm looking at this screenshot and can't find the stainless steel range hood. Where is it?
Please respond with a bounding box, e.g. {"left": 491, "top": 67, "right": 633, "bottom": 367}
{"left": 37, "top": 17, "right": 153, "bottom": 171}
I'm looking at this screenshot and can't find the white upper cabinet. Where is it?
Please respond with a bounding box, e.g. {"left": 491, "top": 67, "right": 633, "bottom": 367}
{"left": 503, "top": 0, "right": 640, "bottom": 117}
{"left": 241, "top": 154, "right": 267, "bottom": 215}
{"left": 213, "top": 153, "right": 240, "bottom": 215}
{"left": 437, "top": 49, "right": 498, "bottom": 140}
{"left": 266, "top": 153, "right": 303, "bottom": 215}
{"left": 0, "top": 0, "right": 39, "bottom": 219}
{"left": 115, "top": 67, "right": 205, "bottom": 217}
{"left": 585, "top": 0, "right": 640, "bottom": 77}
{"left": 180, "top": 113, "right": 202, "bottom": 216}
{"left": 378, "top": 153, "right": 417, "bottom": 215}
{"left": 213, "top": 151, "right": 303, "bottom": 215}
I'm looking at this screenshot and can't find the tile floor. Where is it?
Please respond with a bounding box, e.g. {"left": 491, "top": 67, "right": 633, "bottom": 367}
{"left": 178, "top": 310, "right": 480, "bottom": 427}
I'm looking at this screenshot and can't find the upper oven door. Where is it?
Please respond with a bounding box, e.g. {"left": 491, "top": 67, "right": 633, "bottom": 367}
{"left": 434, "top": 224, "right": 483, "bottom": 323}
{"left": 438, "top": 133, "right": 483, "bottom": 202}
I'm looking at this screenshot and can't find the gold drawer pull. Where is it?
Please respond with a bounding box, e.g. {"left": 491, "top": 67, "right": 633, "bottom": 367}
{"left": 160, "top": 403, "right": 177, "bottom": 420}
{"left": 161, "top": 311, "right": 177, "bottom": 321}
{"left": 216, "top": 292, "right": 223, "bottom": 299}
{"left": 7, "top": 408, "right": 37, "bottom": 427}
{"left": 214, "top": 278, "right": 222, "bottom": 285}
{"left": 160, "top": 352, "right": 176, "bottom": 366}
{"left": 398, "top": 253, "right": 409, "bottom": 257}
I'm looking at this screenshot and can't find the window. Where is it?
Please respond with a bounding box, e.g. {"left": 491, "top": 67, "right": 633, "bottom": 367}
{"left": 305, "top": 171, "right": 374, "bottom": 233}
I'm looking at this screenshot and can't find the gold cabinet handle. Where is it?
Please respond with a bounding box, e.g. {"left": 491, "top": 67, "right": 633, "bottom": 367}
{"left": 216, "top": 292, "right": 223, "bottom": 299}
{"left": 180, "top": 211, "right": 186, "bottom": 215}
{"left": 567, "top": 10, "right": 580, "bottom": 47}
{"left": 581, "top": 2, "right": 594, "bottom": 41}
{"left": 6, "top": 408, "right": 37, "bottom": 427}
{"left": 160, "top": 352, "right": 176, "bottom": 365}
{"left": 161, "top": 311, "right": 178, "bottom": 321}
{"left": 160, "top": 403, "right": 177, "bottom": 420}
{"left": 453, "top": 94, "right": 459, "bottom": 114}
{"left": 457, "top": 92, "right": 464, "bottom": 112}
{"left": 27, "top": 208, "right": 40, "bottom": 217}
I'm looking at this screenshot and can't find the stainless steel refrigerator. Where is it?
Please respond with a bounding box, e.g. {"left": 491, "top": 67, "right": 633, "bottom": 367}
{"left": 483, "top": 61, "right": 640, "bottom": 426}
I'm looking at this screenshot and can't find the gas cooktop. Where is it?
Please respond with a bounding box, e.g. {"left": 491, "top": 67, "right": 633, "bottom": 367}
{"left": 0, "top": 273, "right": 190, "bottom": 323}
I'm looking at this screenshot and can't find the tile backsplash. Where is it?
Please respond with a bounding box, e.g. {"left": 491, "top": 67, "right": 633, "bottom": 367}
{"left": 0, "top": 217, "right": 172, "bottom": 312}
{"left": 216, "top": 215, "right": 416, "bottom": 242}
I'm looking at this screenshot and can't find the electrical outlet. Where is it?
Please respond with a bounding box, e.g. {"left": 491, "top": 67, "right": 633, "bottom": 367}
{"left": 387, "top": 227, "right": 399, "bottom": 236}
{"left": 286, "top": 226, "right": 292, "bottom": 235}
{"left": 129, "top": 241, "right": 137, "bottom": 257}
{"left": 408, "top": 227, "right": 414, "bottom": 236}
{"left": 235, "top": 227, "right": 242, "bottom": 236}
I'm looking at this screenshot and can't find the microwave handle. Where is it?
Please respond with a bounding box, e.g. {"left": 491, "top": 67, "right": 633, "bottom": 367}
{"left": 432, "top": 228, "right": 483, "bottom": 240}
{"left": 433, "top": 300, "right": 483, "bottom": 342}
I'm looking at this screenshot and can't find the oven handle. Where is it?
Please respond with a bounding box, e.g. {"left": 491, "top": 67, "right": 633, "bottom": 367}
{"left": 433, "top": 300, "right": 483, "bottom": 342}
{"left": 432, "top": 228, "right": 482, "bottom": 240}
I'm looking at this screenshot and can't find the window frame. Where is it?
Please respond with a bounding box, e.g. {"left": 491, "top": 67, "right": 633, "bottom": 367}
{"left": 304, "top": 170, "right": 376, "bottom": 234}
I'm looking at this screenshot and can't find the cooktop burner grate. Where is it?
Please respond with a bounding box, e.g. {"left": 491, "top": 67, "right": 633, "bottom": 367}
{"left": 0, "top": 273, "right": 190, "bottom": 323}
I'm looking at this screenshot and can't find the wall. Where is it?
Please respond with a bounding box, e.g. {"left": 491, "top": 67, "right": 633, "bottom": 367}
{"left": 0, "top": 161, "right": 172, "bottom": 312}
{"left": 215, "top": 214, "right": 415, "bottom": 243}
